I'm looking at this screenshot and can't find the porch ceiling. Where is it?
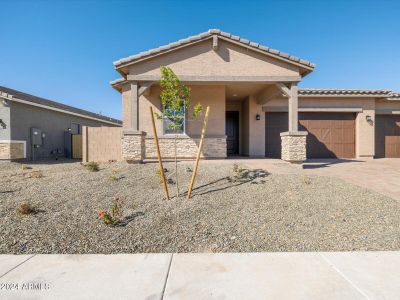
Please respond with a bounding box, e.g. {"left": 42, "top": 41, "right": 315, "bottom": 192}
{"left": 225, "top": 83, "right": 271, "bottom": 101}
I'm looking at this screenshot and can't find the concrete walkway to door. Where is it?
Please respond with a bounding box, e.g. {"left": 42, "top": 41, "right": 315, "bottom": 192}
{"left": 1, "top": 252, "right": 399, "bottom": 299}
{"left": 202, "top": 158, "right": 400, "bottom": 201}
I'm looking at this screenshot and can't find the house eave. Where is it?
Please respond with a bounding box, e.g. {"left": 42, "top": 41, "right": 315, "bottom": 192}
{"left": 0, "top": 94, "right": 122, "bottom": 126}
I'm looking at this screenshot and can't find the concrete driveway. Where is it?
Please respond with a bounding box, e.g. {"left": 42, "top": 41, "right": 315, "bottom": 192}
{"left": 202, "top": 158, "right": 400, "bottom": 201}
{"left": 1, "top": 252, "right": 399, "bottom": 299}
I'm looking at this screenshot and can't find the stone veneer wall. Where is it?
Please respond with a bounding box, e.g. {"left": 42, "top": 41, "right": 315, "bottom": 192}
{"left": 0, "top": 142, "right": 25, "bottom": 160}
{"left": 280, "top": 132, "right": 307, "bottom": 162}
{"left": 122, "top": 132, "right": 146, "bottom": 162}
{"left": 145, "top": 136, "right": 227, "bottom": 159}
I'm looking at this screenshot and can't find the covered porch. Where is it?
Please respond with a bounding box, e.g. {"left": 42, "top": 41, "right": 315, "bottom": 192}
{"left": 117, "top": 77, "right": 307, "bottom": 163}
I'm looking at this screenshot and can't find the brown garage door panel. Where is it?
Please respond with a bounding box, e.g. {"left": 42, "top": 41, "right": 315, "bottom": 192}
{"left": 299, "top": 113, "right": 355, "bottom": 159}
{"left": 376, "top": 115, "right": 400, "bottom": 158}
{"left": 385, "top": 136, "right": 400, "bottom": 158}
{"left": 266, "top": 112, "right": 356, "bottom": 158}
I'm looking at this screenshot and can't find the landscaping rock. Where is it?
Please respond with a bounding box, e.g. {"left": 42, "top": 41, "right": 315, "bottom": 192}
{"left": 0, "top": 161, "right": 399, "bottom": 254}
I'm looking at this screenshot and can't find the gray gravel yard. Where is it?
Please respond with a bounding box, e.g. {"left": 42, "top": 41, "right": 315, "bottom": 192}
{"left": 1, "top": 160, "right": 399, "bottom": 254}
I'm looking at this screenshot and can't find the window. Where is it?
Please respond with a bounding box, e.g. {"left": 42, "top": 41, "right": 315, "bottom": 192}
{"left": 162, "top": 105, "right": 185, "bottom": 134}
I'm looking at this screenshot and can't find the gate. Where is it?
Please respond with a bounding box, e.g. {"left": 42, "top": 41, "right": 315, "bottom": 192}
{"left": 72, "top": 134, "right": 83, "bottom": 159}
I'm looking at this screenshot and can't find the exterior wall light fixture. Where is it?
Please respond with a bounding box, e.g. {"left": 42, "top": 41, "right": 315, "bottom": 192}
{"left": 366, "top": 115, "right": 373, "bottom": 125}
{"left": 256, "top": 114, "right": 261, "bottom": 120}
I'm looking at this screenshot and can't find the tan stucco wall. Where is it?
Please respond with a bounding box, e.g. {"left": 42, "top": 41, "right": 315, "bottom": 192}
{"left": 121, "top": 85, "right": 132, "bottom": 130}
{"left": 241, "top": 96, "right": 266, "bottom": 156}
{"left": 375, "top": 99, "right": 400, "bottom": 113}
{"left": 355, "top": 99, "right": 375, "bottom": 159}
{"left": 248, "top": 95, "right": 265, "bottom": 156}
{"left": 128, "top": 39, "right": 300, "bottom": 78}
{"left": 83, "top": 126, "right": 122, "bottom": 162}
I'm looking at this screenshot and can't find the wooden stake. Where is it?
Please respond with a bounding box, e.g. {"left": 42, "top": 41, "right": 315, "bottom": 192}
{"left": 150, "top": 106, "right": 170, "bottom": 200}
{"left": 187, "top": 106, "right": 210, "bottom": 199}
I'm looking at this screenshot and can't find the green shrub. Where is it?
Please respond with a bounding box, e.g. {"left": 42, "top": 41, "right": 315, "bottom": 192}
{"left": 302, "top": 176, "right": 312, "bottom": 185}
{"left": 233, "top": 164, "right": 246, "bottom": 179}
{"left": 97, "top": 197, "right": 124, "bottom": 226}
{"left": 86, "top": 162, "right": 99, "bottom": 172}
{"left": 109, "top": 169, "right": 119, "bottom": 181}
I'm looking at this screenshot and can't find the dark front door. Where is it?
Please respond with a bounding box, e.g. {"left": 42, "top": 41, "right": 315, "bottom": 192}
{"left": 226, "top": 111, "right": 239, "bottom": 155}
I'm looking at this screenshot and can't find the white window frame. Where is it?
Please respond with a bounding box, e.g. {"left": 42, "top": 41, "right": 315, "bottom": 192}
{"left": 162, "top": 105, "right": 186, "bottom": 135}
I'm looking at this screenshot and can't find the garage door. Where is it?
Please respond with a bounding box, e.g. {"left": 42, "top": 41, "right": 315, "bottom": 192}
{"left": 265, "top": 112, "right": 356, "bottom": 158}
{"left": 375, "top": 115, "right": 400, "bottom": 158}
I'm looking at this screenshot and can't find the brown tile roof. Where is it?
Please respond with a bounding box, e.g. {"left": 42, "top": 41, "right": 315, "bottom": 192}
{"left": 299, "top": 88, "right": 394, "bottom": 97}
{"left": 113, "top": 29, "right": 315, "bottom": 70}
{"left": 387, "top": 92, "right": 400, "bottom": 99}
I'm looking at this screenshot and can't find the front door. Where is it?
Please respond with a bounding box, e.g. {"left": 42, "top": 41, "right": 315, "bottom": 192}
{"left": 226, "top": 111, "right": 239, "bottom": 155}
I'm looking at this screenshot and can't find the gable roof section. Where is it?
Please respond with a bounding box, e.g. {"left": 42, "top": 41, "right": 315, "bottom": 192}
{"left": 0, "top": 86, "right": 122, "bottom": 125}
{"left": 113, "top": 29, "right": 315, "bottom": 75}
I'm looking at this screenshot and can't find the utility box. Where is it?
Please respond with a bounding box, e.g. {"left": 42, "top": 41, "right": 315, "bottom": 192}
{"left": 30, "top": 127, "right": 42, "bottom": 146}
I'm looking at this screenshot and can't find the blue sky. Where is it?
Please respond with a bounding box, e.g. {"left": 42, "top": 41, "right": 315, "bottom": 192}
{"left": 1, "top": 0, "right": 399, "bottom": 120}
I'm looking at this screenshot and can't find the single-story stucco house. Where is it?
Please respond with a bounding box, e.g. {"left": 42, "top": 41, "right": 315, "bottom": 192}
{"left": 0, "top": 86, "right": 121, "bottom": 161}
{"left": 108, "top": 29, "right": 400, "bottom": 163}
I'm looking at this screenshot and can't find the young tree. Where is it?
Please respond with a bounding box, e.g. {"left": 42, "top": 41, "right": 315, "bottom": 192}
{"left": 157, "top": 66, "right": 203, "bottom": 198}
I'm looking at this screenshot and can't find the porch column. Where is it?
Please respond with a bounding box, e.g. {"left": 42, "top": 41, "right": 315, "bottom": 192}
{"left": 279, "top": 82, "right": 308, "bottom": 163}
{"left": 122, "top": 81, "right": 146, "bottom": 163}
{"left": 288, "top": 83, "right": 298, "bottom": 132}
{"left": 130, "top": 82, "right": 139, "bottom": 131}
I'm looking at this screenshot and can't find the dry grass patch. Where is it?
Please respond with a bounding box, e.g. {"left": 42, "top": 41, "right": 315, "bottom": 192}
{"left": 85, "top": 162, "right": 99, "bottom": 172}
{"left": 16, "top": 202, "right": 37, "bottom": 215}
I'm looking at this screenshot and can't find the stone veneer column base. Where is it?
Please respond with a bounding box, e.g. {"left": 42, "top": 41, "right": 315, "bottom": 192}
{"left": 145, "top": 136, "right": 227, "bottom": 159}
{"left": 280, "top": 131, "right": 308, "bottom": 163}
{"left": 122, "top": 131, "right": 146, "bottom": 163}
{"left": 0, "top": 141, "right": 26, "bottom": 160}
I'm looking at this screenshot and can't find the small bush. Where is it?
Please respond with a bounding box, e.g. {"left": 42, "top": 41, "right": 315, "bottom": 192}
{"left": 98, "top": 197, "right": 124, "bottom": 226}
{"left": 17, "top": 202, "right": 36, "bottom": 215}
{"left": 155, "top": 167, "right": 174, "bottom": 184}
{"left": 156, "top": 168, "right": 168, "bottom": 177}
{"left": 109, "top": 169, "right": 119, "bottom": 181}
{"left": 302, "top": 176, "right": 312, "bottom": 185}
{"left": 233, "top": 164, "right": 246, "bottom": 179}
{"left": 86, "top": 162, "right": 99, "bottom": 172}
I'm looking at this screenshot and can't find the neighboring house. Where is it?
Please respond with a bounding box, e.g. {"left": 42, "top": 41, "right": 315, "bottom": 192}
{"left": 106, "top": 29, "right": 399, "bottom": 163}
{"left": 0, "top": 86, "right": 122, "bottom": 160}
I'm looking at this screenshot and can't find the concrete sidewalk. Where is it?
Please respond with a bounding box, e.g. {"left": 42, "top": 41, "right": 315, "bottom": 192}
{"left": 1, "top": 252, "right": 399, "bottom": 300}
